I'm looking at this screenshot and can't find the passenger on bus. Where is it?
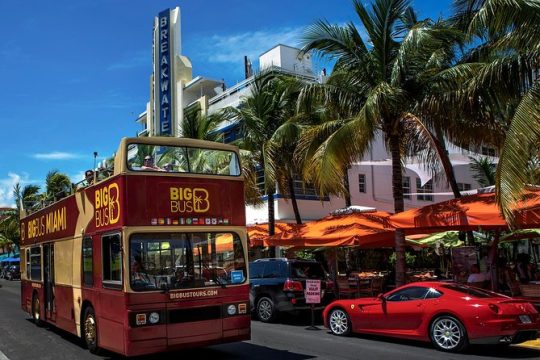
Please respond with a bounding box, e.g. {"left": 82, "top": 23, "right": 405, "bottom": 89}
{"left": 163, "top": 163, "right": 174, "bottom": 172}
{"left": 76, "top": 170, "right": 95, "bottom": 190}
{"left": 141, "top": 155, "right": 163, "bottom": 171}
{"left": 131, "top": 257, "right": 155, "bottom": 289}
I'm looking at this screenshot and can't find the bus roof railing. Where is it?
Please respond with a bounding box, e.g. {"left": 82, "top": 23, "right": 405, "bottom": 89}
{"left": 22, "top": 137, "right": 242, "bottom": 216}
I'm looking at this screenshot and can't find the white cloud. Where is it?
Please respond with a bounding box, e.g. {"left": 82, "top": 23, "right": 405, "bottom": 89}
{"left": 193, "top": 26, "right": 306, "bottom": 64}
{"left": 0, "top": 172, "right": 31, "bottom": 208}
{"left": 33, "top": 152, "right": 82, "bottom": 160}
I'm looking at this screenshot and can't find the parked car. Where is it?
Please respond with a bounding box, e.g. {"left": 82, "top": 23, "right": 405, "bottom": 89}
{"left": 5, "top": 265, "right": 20, "bottom": 281}
{"left": 0, "top": 265, "right": 9, "bottom": 279}
{"left": 324, "top": 281, "right": 540, "bottom": 352}
{"left": 249, "top": 258, "right": 334, "bottom": 322}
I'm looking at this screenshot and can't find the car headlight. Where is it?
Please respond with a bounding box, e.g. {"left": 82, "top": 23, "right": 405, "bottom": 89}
{"left": 149, "top": 312, "right": 160, "bottom": 324}
{"left": 227, "top": 304, "right": 237, "bottom": 316}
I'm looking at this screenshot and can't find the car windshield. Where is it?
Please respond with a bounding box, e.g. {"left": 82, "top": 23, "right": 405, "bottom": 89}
{"left": 442, "top": 284, "right": 506, "bottom": 298}
{"left": 127, "top": 143, "right": 241, "bottom": 176}
{"left": 290, "top": 262, "right": 326, "bottom": 279}
{"left": 130, "top": 232, "right": 247, "bottom": 291}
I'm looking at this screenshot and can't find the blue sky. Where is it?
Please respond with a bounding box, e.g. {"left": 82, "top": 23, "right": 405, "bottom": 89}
{"left": 0, "top": 0, "right": 452, "bottom": 207}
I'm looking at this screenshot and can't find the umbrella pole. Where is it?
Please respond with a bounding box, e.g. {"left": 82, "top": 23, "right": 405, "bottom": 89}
{"left": 488, "top": 231, "right": 500, "bottom": 292}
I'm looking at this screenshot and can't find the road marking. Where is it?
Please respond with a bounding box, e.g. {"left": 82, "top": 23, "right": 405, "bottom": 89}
{"left": 516, "top": 339, "right": 540, "bottom": 350}
{"left": 0, "top": 349, "right": 10, "bottom": 360}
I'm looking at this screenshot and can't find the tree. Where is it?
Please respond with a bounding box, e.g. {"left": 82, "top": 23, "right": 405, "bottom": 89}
{"left": 269, "top": 75, "right": 315, "bottom": 224}
{"left": 450, "top": 0, "right": 540, "bottom": 221}
{"left": 44, "top": 170, "right": 72, "bottom": 201}
{"left": 301, "top": 0, "right": 468, "bottom": 285}
{"left": 226, "top": 72, "right": 286, "bottom": 240}
{"left": 0, "top": 184, "right": 40, "bottom": 249}
{"left": 182, "top": 105, "right": 225, "bottom": 142}
{"left": 470, "top": 156, "right": 496, "bottom": 187}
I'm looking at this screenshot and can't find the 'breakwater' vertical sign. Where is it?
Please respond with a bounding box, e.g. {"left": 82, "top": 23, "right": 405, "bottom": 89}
{"left": 157, "top": 9, "right": 172, "bottom": 135}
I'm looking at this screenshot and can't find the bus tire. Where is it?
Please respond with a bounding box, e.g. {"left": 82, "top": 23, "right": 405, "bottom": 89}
{"left": 32, "top": 293, "right": 43, "bottom": 327}
{"left": 82, "top": 306, "right": 101, "bottom": 355}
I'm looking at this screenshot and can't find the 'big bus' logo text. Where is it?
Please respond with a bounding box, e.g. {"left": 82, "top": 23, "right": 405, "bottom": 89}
{"left": 170, "top": 187, "right": 210, "bottom": 213}
{"left": 95, "top": 183, "right": 120, "bottom": 227}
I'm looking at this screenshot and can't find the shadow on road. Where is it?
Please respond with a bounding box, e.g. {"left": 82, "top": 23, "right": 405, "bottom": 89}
{"left": 26, "top": 319, "right": 315, "bottom": 360}
{"left": 350, "top": 332, "right": 540, "bottom": 359}
{"left": 253, "top": 314, "right": 540, "bottom": 359}
{"left": 122, "top": 343, "right": 316, "bottom": 360}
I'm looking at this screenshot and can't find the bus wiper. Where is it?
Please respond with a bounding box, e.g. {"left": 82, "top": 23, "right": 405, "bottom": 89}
{"left": 210, "top": 270, "right": 227, "bottom": 288}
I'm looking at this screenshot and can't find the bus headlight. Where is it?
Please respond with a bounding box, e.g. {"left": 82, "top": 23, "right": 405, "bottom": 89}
{"left": 149, "top": 312, "right": 160, "bottom": 324}
{"left": 227, "top": 305, "right": 237, "bottom": 316}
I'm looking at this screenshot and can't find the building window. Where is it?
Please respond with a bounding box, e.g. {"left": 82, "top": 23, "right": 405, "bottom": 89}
{"left": 255, "top": 167, "right": 265, "bottom": 194}
{"left": 82, "top": 237, "right": 93, "bottom": 286}
{"left": 281, "top": 174, "right": 329, "bottom": 201}
{"left": 358, "top": 174, "right": 366, "bottom": 193}
{"left": 481, "top": 146, "right": 496, "bottom": 157}
{"left": 457, "top": 183, "right": 472, "bottom": 192}
{"left": 403, "top": 177, "right": 411, "bottom": 199}
{"left": 103, "top": 234, "right": 122, "bottom": 287}
{"left": 416, "top": 179, "right": 434, "bottom": 201}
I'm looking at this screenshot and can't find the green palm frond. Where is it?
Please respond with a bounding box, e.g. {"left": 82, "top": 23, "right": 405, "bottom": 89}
{"left": 496, "top": 82, "right": 540, "bottom": 222}
{"left": 470, "top": 156, "right": 496, "bottom": 187}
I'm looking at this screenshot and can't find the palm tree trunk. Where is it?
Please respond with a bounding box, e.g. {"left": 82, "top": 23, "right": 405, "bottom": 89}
{"left": 343, "top": 166, "right": 352, "bottom": 207}
{"left": 389, "top": 133, "right": 406, "bottom": 286}
{"left": 267, "top": 190, "right": 276, "bottom": 257}
{"left": 287, "top": 176, "right": 302, "bottom": 224}
{"left": 434, "top": 126, "right": 461, "bottom": 198}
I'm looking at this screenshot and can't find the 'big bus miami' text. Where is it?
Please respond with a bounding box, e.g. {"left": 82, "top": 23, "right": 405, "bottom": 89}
{"left": 19, "top": 137, "right": 250, "bottom": 357}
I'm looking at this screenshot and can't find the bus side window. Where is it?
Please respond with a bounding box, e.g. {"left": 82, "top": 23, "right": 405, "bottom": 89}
{"left": 25, "top": 249, "right": 30, "bottom": 279}
{"left": 82, "top": 237, "right": 93, "bottom": 286}
{"left": 29, "top": 247, "right": 42, "bottom": 281}
{"left": 102, "top": 234, "right": 122, "bottom": 289}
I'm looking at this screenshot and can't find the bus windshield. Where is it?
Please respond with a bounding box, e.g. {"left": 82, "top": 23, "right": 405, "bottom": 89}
{"left": 129, "top": 232, "right": 246, "bottom": 291}
{"left": 127, "top": 143, "right": 241, "bottom": 176}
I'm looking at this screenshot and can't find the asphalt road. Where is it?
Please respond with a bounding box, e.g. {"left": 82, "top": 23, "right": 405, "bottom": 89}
{"left": 0, "top": 279, "right": 539, "bottom": 359}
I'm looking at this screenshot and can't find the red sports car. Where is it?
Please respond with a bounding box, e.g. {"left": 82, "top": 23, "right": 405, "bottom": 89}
{"left": 324, "top": 281, "right": 540, "bottom": 352}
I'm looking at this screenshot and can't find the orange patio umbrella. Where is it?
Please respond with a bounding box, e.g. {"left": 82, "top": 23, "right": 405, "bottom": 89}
{"left": 389, "top": 187, "right": 540, "bottom": 235}
{"left": 247, "top": 222, "right": 300, "bottom": 247}
{"left": 264, "top": 211, "right": 396, "bottom": 248}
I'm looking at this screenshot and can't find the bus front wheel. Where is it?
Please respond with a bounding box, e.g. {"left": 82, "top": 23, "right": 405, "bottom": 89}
{"left": 82, "top": 306, "right": 101, "bottom": 355}
{"left": 32, "top": 293, "right": 43, "bottom": 327}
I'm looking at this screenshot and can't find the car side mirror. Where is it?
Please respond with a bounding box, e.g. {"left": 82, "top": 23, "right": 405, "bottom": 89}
{"left": 377, "top": 293, "right": 386, "bottom": 301}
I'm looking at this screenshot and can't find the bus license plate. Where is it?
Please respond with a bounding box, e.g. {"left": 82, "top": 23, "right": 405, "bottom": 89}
{"left": 519, "top": 315, "right": 532, "bottom": 324}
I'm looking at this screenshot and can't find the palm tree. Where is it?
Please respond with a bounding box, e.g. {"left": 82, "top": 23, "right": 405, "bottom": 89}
{"left": 450, "top": 0, "right": 540, "bottom": 221}
{"left": 182, "top": 105, "right": 225, "bottom": 142}
{"left": 301, "top": 0, "right": 468, "bottom": 285}
{"left": 269, "top": 75, "right": 315, "bottom": 224}
{"left": 470, "top": 156, "right": 496, "bottom": 187}
{"left": 226, "top": 72, "right": 286, "bottom": 240}
{"left": 0, "top": 184, "right": 40, "bottom": 249}
{"left": 44, "top": 170, "right": 72, "bottom": 201}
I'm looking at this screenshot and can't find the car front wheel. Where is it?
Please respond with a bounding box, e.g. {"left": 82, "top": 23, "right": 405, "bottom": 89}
{"left": 328, "top": 308, "right": 351, "bottom": 336}
{"left": 256, "top": 296, "right": 277, "bottom": 323}
{"left": 430, "top": 315, "right": 469, "bottom": 352}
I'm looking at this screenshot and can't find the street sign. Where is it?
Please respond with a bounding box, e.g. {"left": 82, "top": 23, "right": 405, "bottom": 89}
{"left": 305, "top": 279, "right": 321, "bottom": 304}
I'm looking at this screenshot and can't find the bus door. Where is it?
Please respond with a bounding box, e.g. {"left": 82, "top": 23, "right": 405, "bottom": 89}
{"left": 43, "top": 244, "right": 56, "bottom": 321}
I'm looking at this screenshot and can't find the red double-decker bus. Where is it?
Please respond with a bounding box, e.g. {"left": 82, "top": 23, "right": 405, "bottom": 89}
{"left": 19, "top": 137, "right": 250, "bottom": 357}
